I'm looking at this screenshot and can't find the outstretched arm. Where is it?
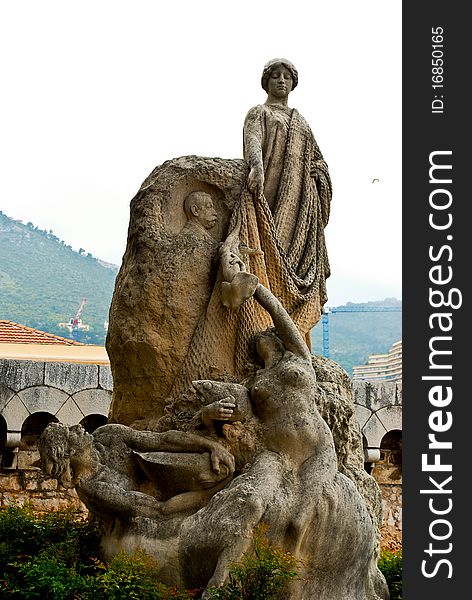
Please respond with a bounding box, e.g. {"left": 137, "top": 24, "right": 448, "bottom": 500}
{"left": 253, "top": 283, "right": 312, "bottom": 362}
{"left": 123, "top": 427, "right": 235, "bottom": 476}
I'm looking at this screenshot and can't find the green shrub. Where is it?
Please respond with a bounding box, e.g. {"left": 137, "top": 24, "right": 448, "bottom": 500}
{"left": 0, "top": 507, "right": 300, "bottom": 600}
{"left": 80, "top": 551, "right": 194, "bottom": 600}
{"left": 0, "top": 506, "right": 195, "bottom": 599}
{"left": 378, "top": 547, "right": 402, "bottom": 600}
{"left": 0, "top": 504, "right": 100, "bottom": 566}
{"left": 0, "top": 505, "right": 100, "bottom": 599}
{"left": 206, "top": 526, "right": 301, "bottom": 600}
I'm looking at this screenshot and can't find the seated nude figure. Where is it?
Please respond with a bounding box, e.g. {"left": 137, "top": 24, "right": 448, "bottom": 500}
{"left": 180, "top": 279, "right": 387, "bottom": 599}
{"left": 39, "top": 423, "right": 235, "bottom": 519}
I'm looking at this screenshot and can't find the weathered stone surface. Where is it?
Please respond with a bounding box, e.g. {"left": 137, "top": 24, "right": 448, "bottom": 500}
{"left": 106, "top": 156, "right": 246, "bottom": 426}
{"left": 0, "top": 469, "right": 86, "bottom": 513}
{"left": 0, "top": 383, "right": 14, "bottom": 412}
{"left": 98, "top": 365, "right": 113, "bottom": 391}
{"left": 353, "top": 380, "right": 402, "bottom": 412}
{"left": 72, "top": 388, "right": 111, "bottom": 417}
{"left": 44, "top": 362, "right": 98, "bottom": 394}
{"left": 0, "top": 359, "right": 44, "bottom": 392}
{"left": 55, "top": 397, "right": 85, "bottom": 426}
{"left": 17, "top": 449, "right": 41, "bottom": 470}
{"left": 1, "top": 395, "right": 29, "bottom": 431}
{"left": 379, "top": 484, "right": 402, "bottom": 549}
{"left": 376, "top": 405, "right": 402, "bottom": 434}
{"left": 18, "top": 386, "right": 68, "bottom": 415}
{"left": 0, "top": 473, "right": 22, "bottom": 491}
{"left": 356, "top": 404, "right": 373, "bottom": 430}
{"left": 363, "top": 413, "right": 388, "bottom": 449}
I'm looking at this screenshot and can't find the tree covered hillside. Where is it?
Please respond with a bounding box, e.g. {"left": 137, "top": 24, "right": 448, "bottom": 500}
{"left": 0, "top": 212, "right": 118, "bottom": 345}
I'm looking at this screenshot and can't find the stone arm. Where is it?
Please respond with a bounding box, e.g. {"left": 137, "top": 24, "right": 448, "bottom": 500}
{"left": 243, "top": 106, "right": 264, "bottom": 196}
{"left": 78, "top": 479, "right": 163, "bottom": 519}
{"left": 132, "top": 428, "right": 235, "bottom": 476}
{"left": 253, "top": 283, "right": 312, "bottom": 362}
{"left": 79, "top": 477, "right": 228, "bottom": 519}
{"left": 96, "top": 425, "right": 235, "bottom": 476}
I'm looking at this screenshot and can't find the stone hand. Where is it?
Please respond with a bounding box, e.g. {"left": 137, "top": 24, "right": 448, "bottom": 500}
{"left": 202, "top": 398, "right": 237, "bottom": 422}
{"left": 247, "top": 165, "right": 264, "bottom": 197}
{"left": 208, "top": 444, "right": 235, "bottom": 476}
{"left": 228, "top": 252, "right": 245, "bottom": 270}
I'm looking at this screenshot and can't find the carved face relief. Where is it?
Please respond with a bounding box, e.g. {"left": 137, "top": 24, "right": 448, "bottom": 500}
{"left": 267, "top": 66, "right": 293, "bottom": 99}
{"left": 193, "top": 194, "right": 217, "bottom": 230}
{"left": 68, "top": 424, "right": 94, "bottom": 455}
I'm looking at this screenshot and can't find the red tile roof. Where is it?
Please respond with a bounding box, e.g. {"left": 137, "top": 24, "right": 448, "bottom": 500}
{"left": 0, "top": 320, "right": 85, "bottom": 346}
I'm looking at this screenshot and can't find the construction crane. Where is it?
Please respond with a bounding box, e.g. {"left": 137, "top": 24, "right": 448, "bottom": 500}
{"left": 58, "top": 298, "right": 90, "bottom": 340}
{"left": 71, "top": 298, "right": 88, "bottom": 340}
{"left": 320, "top": 305, "right": 402, "bottom": 358}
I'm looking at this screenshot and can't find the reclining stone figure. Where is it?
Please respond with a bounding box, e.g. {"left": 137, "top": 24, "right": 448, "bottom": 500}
{"left": 39, "top": 422, "right": 234, "bottom": 519}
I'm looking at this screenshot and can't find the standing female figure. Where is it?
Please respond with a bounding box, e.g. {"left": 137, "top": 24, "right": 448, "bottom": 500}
{"left": 239, "top": 58, "right": 332, "bottom": 345}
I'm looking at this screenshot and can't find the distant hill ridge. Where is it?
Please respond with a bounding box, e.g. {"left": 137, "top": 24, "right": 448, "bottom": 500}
{"left": 311, "top": 298, "right": 402, "bottom": 375}
{"left": 0, "top": 211, "right": 401, "bottom": 371}
{"left": 0, "top": 211, "right": 118, "bottom": 345}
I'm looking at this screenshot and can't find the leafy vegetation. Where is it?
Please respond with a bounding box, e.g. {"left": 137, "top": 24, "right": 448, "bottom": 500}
{"left": 0, "top": 212, "right": 117, "bottom": 345}
{"left": 378, "top": 546, "right": 402, "bottom": 600}
{"left": 206, "top": 526, "right": 300, "bottom": 599}
{"left": 0, "top": 505, "right": 101, "bottom": 598}
{"left": 0, "top": 507, "right": 300, "bottom": 599}
{"left": 0, "top": 505, "right": 196, "bottom": 599}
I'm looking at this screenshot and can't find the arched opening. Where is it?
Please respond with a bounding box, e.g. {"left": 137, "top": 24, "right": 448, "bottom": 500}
{"left": 380, "top": 429, "right": 402, "bottom": 467}
{"left": 80, "top": 414, "right": 108, "bottom": 433}
{"left": 373, "top": 429, "right": 402, "bottom": 483}
{"left": 20, "top": 412, "right": 58, "bottom": 450}
{"left": 0, "top": 415, "right": 7, "bottom": 467}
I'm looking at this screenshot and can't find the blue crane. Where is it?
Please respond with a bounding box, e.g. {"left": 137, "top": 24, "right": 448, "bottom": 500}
{"left": 320, "top": 305, "right": 402, "bottom": 358}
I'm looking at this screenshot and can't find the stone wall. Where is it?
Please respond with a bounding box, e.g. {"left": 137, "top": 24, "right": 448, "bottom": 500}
{"left": 354, "top": 381, "right": 403, "bottom": 547}
{"left": 0, "top": 358, "right": 111, "bottom": 513}
{"left": 0, "top": 469, "right": 86, "bottom": 512}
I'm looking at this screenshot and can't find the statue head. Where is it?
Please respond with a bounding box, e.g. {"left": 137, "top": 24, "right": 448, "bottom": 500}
{"left": 38, "top": 422, "right": 94, "bottom": 488}
{"left": 261, "top": 58, "right": 298, "bottom": 93}
{"left": 253, "top": 328, "right": 285, "bottom": 365}
{"left": 184, "top": 191, "right": 218, "bottom": 230}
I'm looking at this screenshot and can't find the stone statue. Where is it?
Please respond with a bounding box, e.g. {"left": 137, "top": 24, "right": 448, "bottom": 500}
{"left": 38, "top": 59, "right": 391, "bottom": 599}
{"left": 39, "top": 422, "right": 235, "bottom": 518}
{"left": 106, "top": 60, "right": 331, "bottom": 424}
{"left": 235, "top": 57, "right": 332, "bottom": 350}
{"left": 40, "top": 276, "right": 387, "bottom": 598}
{"left": 179, "top": 281, "right": 388, "bottom": 599}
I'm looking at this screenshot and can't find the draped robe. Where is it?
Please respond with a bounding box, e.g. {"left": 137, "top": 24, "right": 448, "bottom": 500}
{"left": 166, "top": 105, "right": 332, "bottom": 400}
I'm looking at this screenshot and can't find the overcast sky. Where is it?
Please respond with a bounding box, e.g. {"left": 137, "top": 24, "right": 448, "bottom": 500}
{"left": 0, "top": 0, "right": 401, "bottom": 307}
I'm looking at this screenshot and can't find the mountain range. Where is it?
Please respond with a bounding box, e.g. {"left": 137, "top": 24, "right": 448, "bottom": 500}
{"left": 0, "top": 211, "right": 401, "bottom": 373}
